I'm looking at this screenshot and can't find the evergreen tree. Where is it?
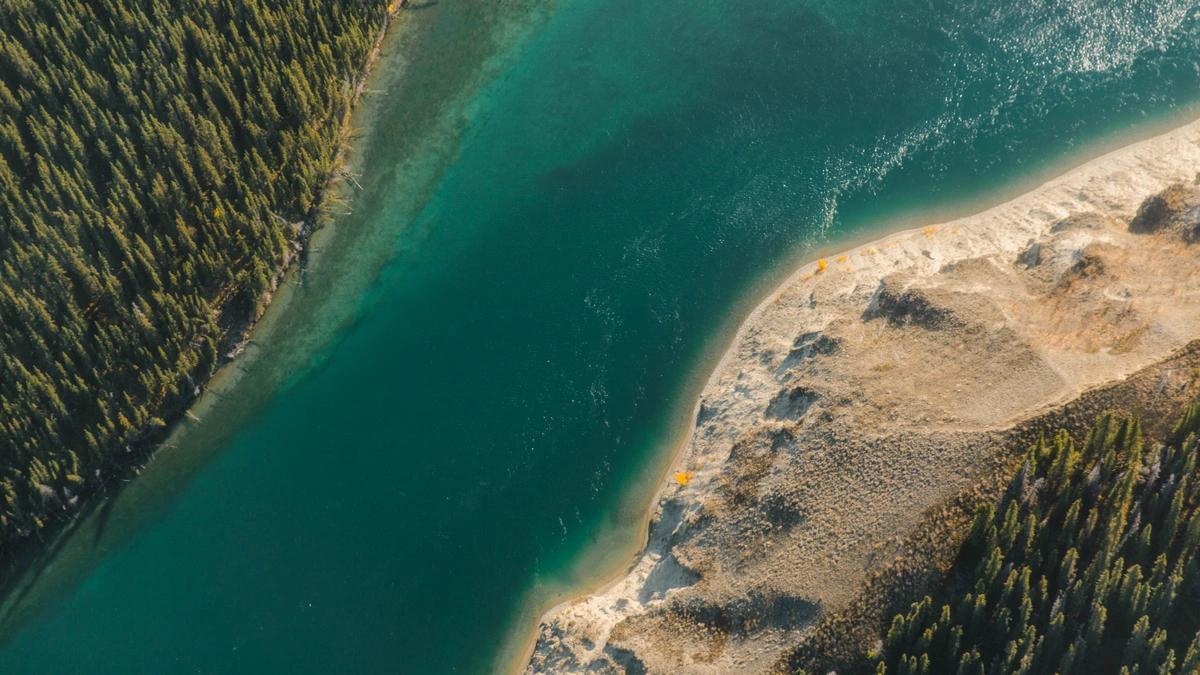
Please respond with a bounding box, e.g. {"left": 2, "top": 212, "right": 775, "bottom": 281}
{"left": 0, "top": 0, "right": 389, "bottom": 550}
{"left": 872, "top": 404, "right": 1200, "bottom": 674}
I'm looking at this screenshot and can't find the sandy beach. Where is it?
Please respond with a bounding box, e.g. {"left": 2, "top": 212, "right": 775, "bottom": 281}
{"left": 524, "top": 117, "right": 1200, "bottom": 673}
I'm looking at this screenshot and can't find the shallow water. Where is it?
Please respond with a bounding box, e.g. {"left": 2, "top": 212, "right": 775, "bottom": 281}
{"left": 2, "top": 1, "right": 1199, "bottom": 673}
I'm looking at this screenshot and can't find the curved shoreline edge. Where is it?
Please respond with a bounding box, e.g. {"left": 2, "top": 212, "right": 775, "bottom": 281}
{"left": 519, "top": 116, "right": 1200, "bottom": 673}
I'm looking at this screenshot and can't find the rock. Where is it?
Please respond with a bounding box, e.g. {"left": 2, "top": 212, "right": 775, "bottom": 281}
{"left": 1017, "top": 240, "right": 1042, "bottom": 268}
{"left": 1129, "top": 182, "right": 1200, "bottom": 241}
{"left": 862, "top": 274, "right": 960, "bottom": 330}
{"left": 765, "top": 387, "right": 819, "bottom": 421}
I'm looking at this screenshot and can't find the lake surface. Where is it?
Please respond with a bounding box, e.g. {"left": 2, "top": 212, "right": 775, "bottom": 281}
{"left": 2, "top": 1, "right": 1199, "bottom": 673}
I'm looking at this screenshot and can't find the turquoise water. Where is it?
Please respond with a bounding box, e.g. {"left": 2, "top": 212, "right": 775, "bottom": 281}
{"left": 3, "top": 1, "right": 1200, "bottom": 673}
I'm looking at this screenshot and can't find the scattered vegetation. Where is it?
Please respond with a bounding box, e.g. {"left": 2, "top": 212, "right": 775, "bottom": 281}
{"left": 872, "top": 402, "right": 1200, "bottom": 674}
{"left": 0, "top": 0, "right": 387, "bottom": 551}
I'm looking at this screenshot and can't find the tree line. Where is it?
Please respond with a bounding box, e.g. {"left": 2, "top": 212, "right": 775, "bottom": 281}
{"left": 0, "top": 0, "right": 387, "bottom": 551}
{"left": 873, "top": 402, "right": 1200, "bottom": 674}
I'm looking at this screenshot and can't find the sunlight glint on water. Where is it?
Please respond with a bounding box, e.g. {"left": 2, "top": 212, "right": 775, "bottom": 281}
{"left": 1, "top": 1, "right": 1198, "bottom": 673}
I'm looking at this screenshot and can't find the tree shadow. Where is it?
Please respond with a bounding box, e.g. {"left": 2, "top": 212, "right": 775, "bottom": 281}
{"left": 0, "top": 497, "right": 102, "bottom": 636}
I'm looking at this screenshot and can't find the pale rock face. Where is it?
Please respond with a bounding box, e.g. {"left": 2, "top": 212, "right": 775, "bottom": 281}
{"left": 525, "top": 121, "right": 1200, "bottom": 675}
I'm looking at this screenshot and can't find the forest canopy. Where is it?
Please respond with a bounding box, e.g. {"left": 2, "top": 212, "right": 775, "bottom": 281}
{"left": 871, "top": 403, "right": 1200, "bottom": 675}
{"left": 0, "top": 0, "right": 387, "bottom": 550}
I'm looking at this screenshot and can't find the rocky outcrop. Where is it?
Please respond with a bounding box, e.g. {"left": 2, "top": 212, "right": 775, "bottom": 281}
{"left": 525, "top": 122, "right": 1200, "bottom": 674}
{"left": 1129, "top": 180, "right": 1200, "bottom": 241}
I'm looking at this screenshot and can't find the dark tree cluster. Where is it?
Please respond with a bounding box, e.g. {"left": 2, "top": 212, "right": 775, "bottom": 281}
{"left": 0, "top": 0, "right": 386, "bottom": 550}
{"left": 875, "top": 402, "right": 1200, "bottom": 675}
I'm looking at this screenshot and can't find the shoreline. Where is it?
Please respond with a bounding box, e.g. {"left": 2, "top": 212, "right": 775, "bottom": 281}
{"left": 220, "top": 6, "right": 403, "bottom": 369}
{"left": 516, "top": 112, "right": 1200, "bottom": 673}
{"left": 0, "top": 4, "right": 407, "bottom": 601}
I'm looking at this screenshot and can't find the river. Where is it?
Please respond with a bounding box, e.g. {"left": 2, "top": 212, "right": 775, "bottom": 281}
{"left": 1, "top": 0, "right": 1198, "bottom": 673}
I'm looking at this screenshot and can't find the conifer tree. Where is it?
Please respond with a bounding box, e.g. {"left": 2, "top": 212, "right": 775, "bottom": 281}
{"left": 872, "top": 404, "right": 1200, "bottom": 675}
{"left": 0, "top": 0, "right": 389, "bottom": 550}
